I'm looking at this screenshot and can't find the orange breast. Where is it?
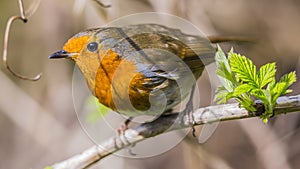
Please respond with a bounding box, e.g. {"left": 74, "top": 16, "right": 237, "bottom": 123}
{"left": 94, "top": 49, "right": 151, "bottom": 112}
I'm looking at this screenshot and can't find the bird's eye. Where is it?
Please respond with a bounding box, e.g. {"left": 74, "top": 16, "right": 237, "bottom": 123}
{"left": 87, "top": 42, "right": 98, "bottom": 52}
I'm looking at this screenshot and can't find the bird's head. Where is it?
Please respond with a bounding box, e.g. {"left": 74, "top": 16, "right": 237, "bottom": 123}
{"left": 49, "top": 28, "right": 106, "bottom": 93}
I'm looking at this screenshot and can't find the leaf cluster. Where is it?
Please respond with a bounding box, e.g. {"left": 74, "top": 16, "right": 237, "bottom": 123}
{"left": 215, "top": 46, "right": 296, "bottom": 123}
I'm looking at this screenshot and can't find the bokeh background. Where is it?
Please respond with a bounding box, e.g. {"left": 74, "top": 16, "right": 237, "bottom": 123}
{"left": 1, "top": 0, "right": 300, "bottom": 168}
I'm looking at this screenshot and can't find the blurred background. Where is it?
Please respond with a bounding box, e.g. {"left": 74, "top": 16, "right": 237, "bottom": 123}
{"left": 1, "top": 0, "right": 300, "bottom": 168}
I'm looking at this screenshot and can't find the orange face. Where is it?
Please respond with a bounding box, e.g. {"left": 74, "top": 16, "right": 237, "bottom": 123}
{"left": 60, "top": 33, "right": 102, "bottom": 94}
{"left": 62, "top": 35, "right": 90, "bottom": 60}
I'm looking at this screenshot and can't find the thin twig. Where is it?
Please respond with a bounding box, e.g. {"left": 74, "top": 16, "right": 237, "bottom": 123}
{"left": 18, "top": 0, "right": 27, "bottom": 21}
{"left": 2, "top": 0, "right": 42, "bottom": 81}
{"left": 207, "top": 35, "right": 257, "bottom": 43}
{"left": 47, "top": 94, "right": 300, "bottom": 169}
{"left": 92, "top": 0, "right": 111, "bottom": 8}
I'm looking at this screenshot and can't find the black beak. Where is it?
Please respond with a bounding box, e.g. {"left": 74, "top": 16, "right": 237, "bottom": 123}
{"left": 49, "top": 50, "right": 71, "bottom": 59}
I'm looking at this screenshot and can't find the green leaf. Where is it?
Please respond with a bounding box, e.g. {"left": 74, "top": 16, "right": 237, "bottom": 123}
{"left": 216, "top": 64, "right": 235, "bottom": 83}
{"left": 214, "top": 46, "right": 297, "bottom": 124}
{"left": 219, "top": 76, "right": 236, "bottom": 92}
{"left": 258, "top": 62, "right": 276, "bottom": 88}
{"left": 214, "top": 86, "right": 229, "bottom": 104}
{"left": 263, "top": 88, "right": 274, "bottom": 114}
{"left": 215, "top": 45, "right": 231, "bottom": 71}
{"left": 250, "top": 88, "right": 268, "bottom": 103}
{"left": 233, "top": 83, "right": 254, "bottom": 96}
{"left": 225, "top": 92, "right": 235, "bottom": 101}
{"left": 279, "top": 71, "right": 297, "bottom": 87}
{"left": 270, "top": 71, "right": 297, "bottom": 103}
{"left": 229, "top": 51, "right": 258, "bottom": 87}
{"left": 266, "top": 80, "right": 276, "bottom": 91}
{"left": 215, "top": 46, "right": 236, "bottom": 89}
{"left": 284, "top": 89, "right": 293, "bottom": 94}
{"left": 271, "top": 82, "right": 288, "bottom": 103}
{"left": 236, "top": 96, "right": 256, "bottom": 112}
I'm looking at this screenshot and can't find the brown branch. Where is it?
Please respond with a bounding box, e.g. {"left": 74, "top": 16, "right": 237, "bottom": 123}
{"left": 46, "top": 94, "right": 300, "bottom": 169}
{"left": 91, "top": 0, "right": 111, "bottom": 8}
{"left": 2, "top": 0, "right": 42, "bottom": 81}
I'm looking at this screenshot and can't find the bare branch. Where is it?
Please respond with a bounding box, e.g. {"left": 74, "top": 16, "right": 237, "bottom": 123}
{"left": 47, "top": 94, "right": 300, "bottom": 169}
{"left": 2, "top": 0, "right": 42, "bottom": 81}
{"left": 91, "top": 0, "right": 111, "bottom": 8}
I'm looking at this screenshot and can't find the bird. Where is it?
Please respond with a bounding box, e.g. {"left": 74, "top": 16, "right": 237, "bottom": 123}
{"left": 49, "top": 23, "right": 240, "bottom": 122}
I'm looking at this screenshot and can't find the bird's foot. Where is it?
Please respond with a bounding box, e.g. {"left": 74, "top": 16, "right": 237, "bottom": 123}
{"left": 117, "top": 117, "right": 133, "bottom": 135}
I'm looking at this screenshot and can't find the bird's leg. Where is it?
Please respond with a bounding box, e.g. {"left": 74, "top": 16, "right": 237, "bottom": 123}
{"left": 117, "top": 117, "right": 133, "bottom": 135}
{"left": 116, "top": 117, "right": 138, "bottom": 156}
{"left": 179, "top": 85, "right": 197, "bottom": 137}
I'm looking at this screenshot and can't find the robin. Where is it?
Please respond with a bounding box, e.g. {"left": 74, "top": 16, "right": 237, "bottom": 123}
{"left": 49, "top": 24, "right": 242, "bottom": 122}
